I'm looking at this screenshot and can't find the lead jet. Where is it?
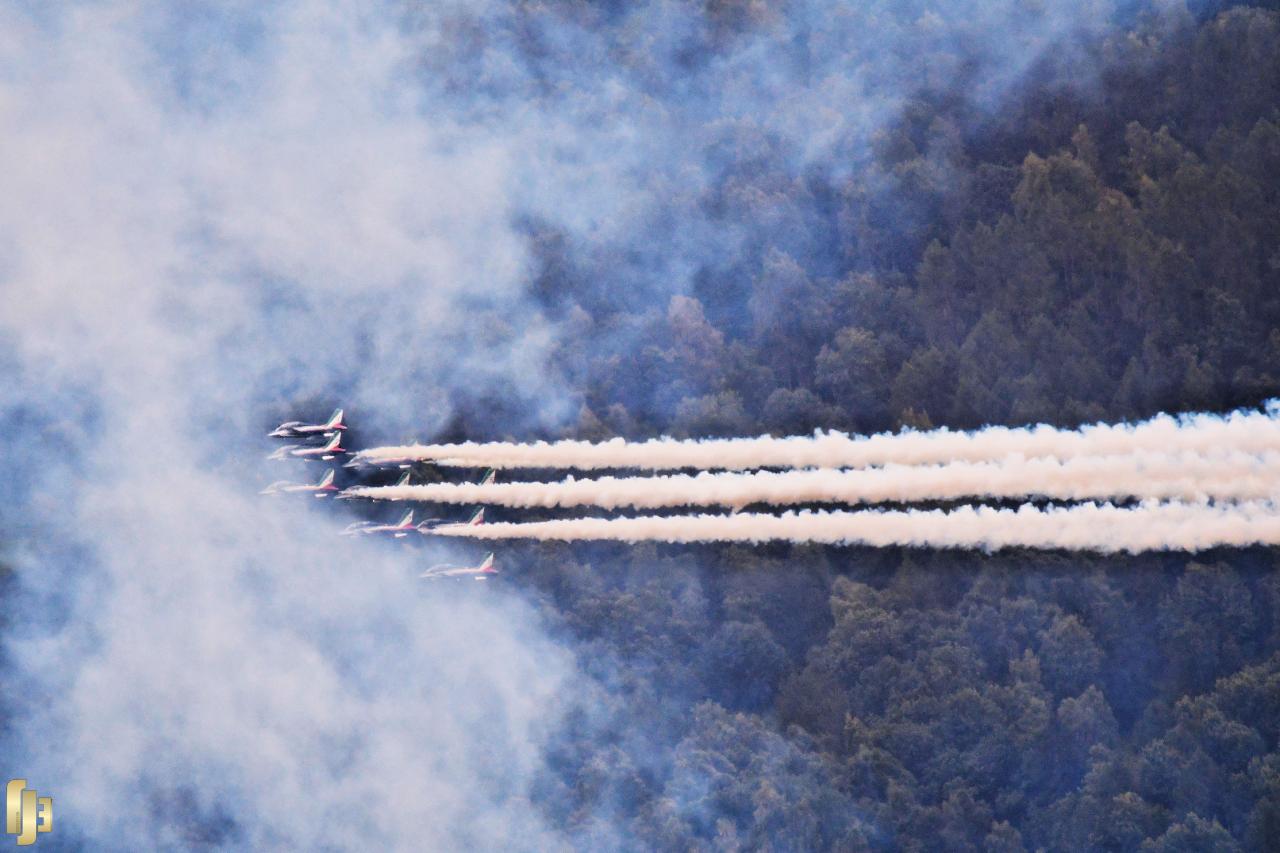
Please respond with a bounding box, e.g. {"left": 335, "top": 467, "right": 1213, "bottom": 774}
{"left": 420, "top": 552, "right": 498, "bottom": 581}
{"left": 268, "top": 432, "right": 345, "bottom": 462}
{"left": 268, "top": 408, "right": 346, "bottom": 439}
{"left": 261, "top": 469, "right": 338, "bottom": 497}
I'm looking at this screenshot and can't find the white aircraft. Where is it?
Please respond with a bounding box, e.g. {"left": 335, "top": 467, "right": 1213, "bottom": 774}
{"left": 268, "top": 408, "right": 346, "bottom": 439}
{"left": 261, "top": 469, "right": 338, "bottom": 497}
{"left": 420, "top": 552, "right": 498, "bottom": 581}
{"left": 423, "top": 507, "right": 486, "bottom": 534}
{"left": 345, "top": 452, "right": 419, "bottom": 470}
{"left": 268, "top": 432, "right": 345, "bottom": 461}
{"left": 340, "top": 508, "right": 429, "bottom": 538}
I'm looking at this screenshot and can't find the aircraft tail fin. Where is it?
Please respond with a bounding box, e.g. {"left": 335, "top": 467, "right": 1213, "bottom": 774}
{"left": 326, "top": 408, "right": 345, "bottom": 429}
{"left": 480, "top": 552, "right": 497, "bottom": 572}
{"left": 397, "top": 509, "right": 415, "bottom": 527}
{"left": 395, "top": 471, "right": 412, "bottom": 487}
{"left": 323, "top": 432, "right": 343, "bottom": 452}
{"left": 478, "top": 468, "right": 496, "bottom": 486}
{"left": 466, "top": 508, "right": 485, "bottom": 527}
{"left": 317, "top": 469, "right": 335, "bottom": 489}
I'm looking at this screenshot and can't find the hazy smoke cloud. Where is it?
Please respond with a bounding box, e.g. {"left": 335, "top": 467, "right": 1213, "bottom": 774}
{"left": 0, "top": 3, "right": 576, "bottom": 848}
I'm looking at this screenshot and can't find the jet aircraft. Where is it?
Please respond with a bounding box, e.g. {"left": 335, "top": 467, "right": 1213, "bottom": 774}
{"left": 345, "top": 452, "right": 419, "bottom": 470}
{"left": 340, "top": 508, "right": 429, "bottom": 538}
{"left": 261, "top": 469, "right": 338, "bottom": 496}
{"left": 268, "top": 432, "right": 345, "bottom": 461}
{"left": 422, "top": 507, "right": 485, "bottom": 534}
{"left": 420, "top": 552, "right": 498, "bottom": 581}
{"left": 268, "top": 408, "right": 346, "bottom": 438}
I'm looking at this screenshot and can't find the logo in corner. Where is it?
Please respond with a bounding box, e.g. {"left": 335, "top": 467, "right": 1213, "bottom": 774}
{"left": 5, "top": 781, "right": 51, "bottom": 846}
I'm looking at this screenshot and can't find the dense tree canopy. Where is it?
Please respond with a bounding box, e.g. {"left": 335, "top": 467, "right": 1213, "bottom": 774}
{"left": 484, "top": 3, "right": 1280, "bottom": 850}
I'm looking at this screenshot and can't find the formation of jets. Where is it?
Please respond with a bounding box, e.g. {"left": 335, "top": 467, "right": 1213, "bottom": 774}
{"left": 266, "top": 409, "right": 498, "bottom": 579}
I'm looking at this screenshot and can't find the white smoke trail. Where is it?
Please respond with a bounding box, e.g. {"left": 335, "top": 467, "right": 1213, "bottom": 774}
{"left": 431, "top": 501, "right": 1280, "bottom": 553}
{"left": 351, "top": 403, "right": 1280, "bottom": 471}
{"left": 344, "top": 450, "right": 1280, "bottom": 509}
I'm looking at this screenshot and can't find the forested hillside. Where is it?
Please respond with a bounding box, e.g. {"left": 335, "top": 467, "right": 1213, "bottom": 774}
{"left": 460, "top": 3, "right": 1280, "bottom": 849}
{"left": 3, "top": 1, "right": 1278, "bottom": 849}
{"left": 518, "top": 4, "right": 1280, "bottom": 440}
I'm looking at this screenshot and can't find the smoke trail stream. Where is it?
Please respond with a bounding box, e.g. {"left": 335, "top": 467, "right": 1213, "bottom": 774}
{"left": 345, "top": 450, "right": 1280, "bottom": 509}
{"left": 430, "top": 501, "right": 1280, "bottom": 553}
{"left": 351, "top": 404, "right": 1280, "bottom": 471}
